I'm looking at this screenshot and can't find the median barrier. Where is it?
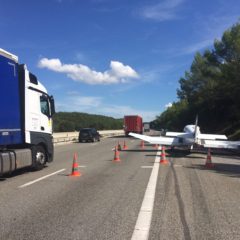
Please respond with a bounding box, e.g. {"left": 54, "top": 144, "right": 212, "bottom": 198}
{"left": 53, "top": 130, "right": 124, "bottom": 145}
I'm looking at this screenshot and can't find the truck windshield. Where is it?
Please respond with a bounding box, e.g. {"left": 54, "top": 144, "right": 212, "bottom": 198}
{"left": 40, "top": 95, "right": 50, "bottom": 116}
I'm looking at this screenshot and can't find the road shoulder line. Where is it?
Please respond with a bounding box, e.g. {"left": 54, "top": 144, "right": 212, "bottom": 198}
{"left": 131, "top": 147, "right": 161, "bottom": 240}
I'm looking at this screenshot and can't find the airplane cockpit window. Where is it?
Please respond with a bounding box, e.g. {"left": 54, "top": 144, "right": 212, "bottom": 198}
{"left": 179, "top": 138, "right": 184, "bottom": 143}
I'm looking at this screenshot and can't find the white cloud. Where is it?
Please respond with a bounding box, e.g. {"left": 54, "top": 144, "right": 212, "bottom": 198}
{"left": 179, "top": 39, "right": 213, "bottom": 55}
{"left": 198, "top": 15, "right": 240, "bottom": 41}
{"left": 56, "top": 95, "right": 158, "bottom": 122}
{"left": 74, "top": 96, "right": 102, "bottom": 108}
{"left": 178, "top": 15, "right": 239, "bottom": 56}
{"left": 56, "top": 95, "right": 102, "bottom": 112}
{"left": 165, "top": 102, "right": 173, "bottom": 108}
{"left": 100, "top": 105, "right": 159, "bottom": 122}
{"left": 139, "top": 0, "right": 185, "bottom": 21}
{"left": 75, "top": 52, "right": 87, "bottom": 62}
{"left": 140, "top": 64, "right": 176, "bottom": 83}
{"left": 38, "top": 58, "right": 139, "bottom": 85}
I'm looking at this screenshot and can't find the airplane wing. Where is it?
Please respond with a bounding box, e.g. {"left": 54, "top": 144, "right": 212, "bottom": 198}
{"left": 166, "top": 132, "right": 193, "bottom": 139}
{"left": 198, "top": 133, "right": 227, "bottom": 140}
{"left": 128, "top": 133, "right": 151, "bottom": 142}
{"left": 165, "top": 132, "right": 186, "bottom": 137}
{"left": 129, "top": 132, "right": 188, "bottom": 146}
{"left": 203, "top": 140, "right": 240, "bottom": 149}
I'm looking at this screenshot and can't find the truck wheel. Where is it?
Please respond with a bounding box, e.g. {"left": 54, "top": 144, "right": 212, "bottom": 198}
{"left": 32, "top": 145, "right": 46, "bottom": 170}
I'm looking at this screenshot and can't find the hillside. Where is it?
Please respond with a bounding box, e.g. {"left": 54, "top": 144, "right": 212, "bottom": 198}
{"left": 53, "top": 112, "right": 123, "bottom": 132}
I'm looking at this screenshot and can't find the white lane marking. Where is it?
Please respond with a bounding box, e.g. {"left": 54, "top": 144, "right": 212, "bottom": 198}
{"left": 18, "top": 169, "right": 66, "bottom": 188}
{"left": 78, "top": 165, "right": 87, "bottom": 168}
{"left": 131, "top": 148, "right": 161, "bottom": 240}
{"left": 141, "top": 166, "right": 153, "bottom": 169}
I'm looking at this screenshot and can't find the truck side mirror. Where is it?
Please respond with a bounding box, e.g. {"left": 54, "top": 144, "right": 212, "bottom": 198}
{"left": 49, "top": 96, "right": 55, "bottom": 116}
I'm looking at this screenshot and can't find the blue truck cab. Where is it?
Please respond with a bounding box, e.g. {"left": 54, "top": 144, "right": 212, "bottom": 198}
{"left": 0, "top": 48, "right": 55, "bottom": 175}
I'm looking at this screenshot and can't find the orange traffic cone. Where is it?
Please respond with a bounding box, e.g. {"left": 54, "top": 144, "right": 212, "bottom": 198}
{"left": 205, "top": 148, "right": 214, "bottom": 168}
{"left": 140, "top": 140, "right": 145, "bottom": 149}
{"left": 160, "top": 146, "right": 169, "bottom": 165}
{"left": 113, "top": 146, "right": 121, "bottom": 162}
{"left": 69, "top": 153, "right": 81, "bottom": 177}
{"left": 118, "top": 141, "right": 122, "bottom": 151}
{"left": 123, "top": 141, "right": 128, "bottom": 150}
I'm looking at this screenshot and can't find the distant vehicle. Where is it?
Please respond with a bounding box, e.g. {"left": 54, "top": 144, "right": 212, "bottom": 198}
{"left": 143, "top": 122, "right": 150, "bottom": 132}
{"left": 79, "top": 128, "right": 100, "bottom": 142}
{"left": 124, "top": 115, "right": 143, "bottom": 136}
{"left": 0, "top": 48, "right": 55, "bottom": 175}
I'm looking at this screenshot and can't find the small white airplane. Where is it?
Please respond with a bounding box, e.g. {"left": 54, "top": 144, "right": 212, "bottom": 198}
{"left": 129, "top": 116, "right": 240, "bottom": 149}
{"left": 203, "top": 139, "right": 240, "bottom": 149}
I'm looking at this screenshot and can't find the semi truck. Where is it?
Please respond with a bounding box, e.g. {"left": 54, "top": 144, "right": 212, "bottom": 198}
{"left": 124, "top": 115, "right": 143, "bottom": 136}
{"left": 143, "top": 122, "right": 150, "bottom": 132}
{"left": 0, "top": 48, "right": 55, "bottom": 175}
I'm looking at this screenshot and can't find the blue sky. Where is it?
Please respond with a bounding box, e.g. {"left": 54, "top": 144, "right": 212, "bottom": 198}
{"left": 1, "top": 0, "right": 239, "bottom": 121}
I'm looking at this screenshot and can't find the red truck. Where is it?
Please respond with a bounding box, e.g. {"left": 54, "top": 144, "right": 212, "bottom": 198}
{"left": 124, "top": 115, "right": 143, "bottom": 136}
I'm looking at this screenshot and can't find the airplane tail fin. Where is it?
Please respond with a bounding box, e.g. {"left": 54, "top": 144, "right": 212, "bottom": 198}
{"left": 194, "top": 115, "right": 198, "bottom": 143}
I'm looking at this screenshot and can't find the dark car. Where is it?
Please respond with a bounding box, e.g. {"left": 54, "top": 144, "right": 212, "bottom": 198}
{"left": 79, "top": 128, "right": 100, "bottom": 142}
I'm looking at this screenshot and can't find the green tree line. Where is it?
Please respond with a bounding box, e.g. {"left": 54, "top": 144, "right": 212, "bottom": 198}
{"left": 152, "top": 21, "right": 240, "bottom": 139}
{"left": 53, "top": 112, "right": 123, "bottom": 132}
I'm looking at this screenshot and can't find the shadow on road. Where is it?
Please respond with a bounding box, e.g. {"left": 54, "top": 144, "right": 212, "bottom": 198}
{"left": 166, "top": 150, "right": 192, "bottom": 158}
{"left": 0, "top": 166, "right": 48, "bottom": 181}
{"left": 185, "top": 163, "right": 240, "bottom": 178}
{"left": 211, "top": 154, "right": 240, "bottom": 161}
{"left": 123, "top": 149, "right": 158, "bottom": 153}
{"left": 145, "top": 154, "right": 161, "bottom": 157}
{"left": 108, "top": 136, "right": 127, "bottom": 139}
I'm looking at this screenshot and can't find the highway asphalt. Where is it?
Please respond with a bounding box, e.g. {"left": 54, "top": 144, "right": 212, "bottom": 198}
{"left": 1, "top": 136, "right": 240, "bottom": 240}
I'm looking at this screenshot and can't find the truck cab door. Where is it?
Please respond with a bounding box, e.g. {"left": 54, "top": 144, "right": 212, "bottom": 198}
{"left": 40, "top": 95, "right": 52, "bottom": 134}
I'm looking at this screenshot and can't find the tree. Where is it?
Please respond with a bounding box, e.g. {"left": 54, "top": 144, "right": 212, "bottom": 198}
{"left": 53, "top": 112, "right": 123, "bottom": 132}
{"left": 155, "top": 21, "right": 240, "bottom": 137}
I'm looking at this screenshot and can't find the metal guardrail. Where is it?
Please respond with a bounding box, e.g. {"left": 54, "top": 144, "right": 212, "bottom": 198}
{"left": 53, "top": 130, "right": 124, "bottom": 144}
